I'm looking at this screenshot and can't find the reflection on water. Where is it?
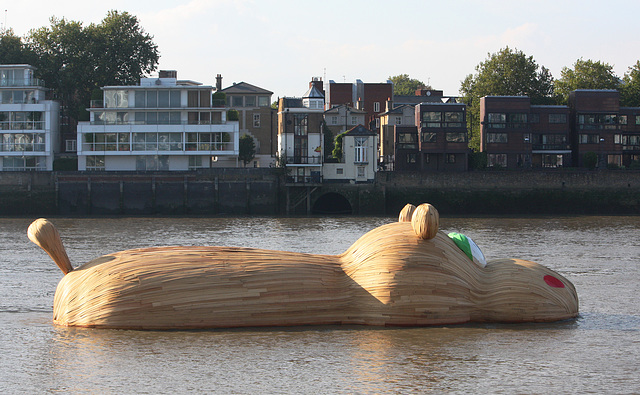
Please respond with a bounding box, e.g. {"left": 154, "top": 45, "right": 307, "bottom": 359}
{"left": 1, "top": 215, "right": 639, "bottom": 393}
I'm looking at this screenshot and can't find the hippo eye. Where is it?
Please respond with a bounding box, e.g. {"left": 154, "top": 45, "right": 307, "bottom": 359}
{"left": 544, "top": 275, "right": 565, "bottom": 288}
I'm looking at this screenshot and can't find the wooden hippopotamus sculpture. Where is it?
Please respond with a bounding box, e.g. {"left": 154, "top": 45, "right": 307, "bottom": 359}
{"left": 28, "top": 203, "right": 578, "bottom": 330}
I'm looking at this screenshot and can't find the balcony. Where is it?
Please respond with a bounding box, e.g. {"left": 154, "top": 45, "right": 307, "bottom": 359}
{"left": 285, "top": 156, "right": 322, "bottom": 165}
{"left": 532, "top": 144, "right": 571, "bottom": 151}
{"left": 0, "top": 78, "right": 45, "bottom": 88}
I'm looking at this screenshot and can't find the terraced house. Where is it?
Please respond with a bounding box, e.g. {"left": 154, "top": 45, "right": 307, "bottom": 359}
{"left": 77, "top": 70, "right": 239, "bottom": 171}
{"left": 0, "top": 64, "right": 59, "bottom": 171}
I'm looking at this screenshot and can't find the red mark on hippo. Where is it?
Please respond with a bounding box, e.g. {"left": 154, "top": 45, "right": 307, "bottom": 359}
{"left": 544, "top": 275, "right": 565, "bottom": 288}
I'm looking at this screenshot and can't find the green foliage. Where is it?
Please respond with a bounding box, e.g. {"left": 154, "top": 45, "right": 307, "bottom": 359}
{"left": 24, "top": 11, "right": 159, "bottom": 124}
{"left": 468, "top": 151, "right": 487, "bottom": 170}
{"left": 620, "top": 61, "right": 640, "bottom": 107}
{"left": 227, "top": 109, "right": 239, "bottom": 121}
{"left": 629, "top": 160, "right": 640, "bottom": 170}
{"left": 212, "top": 91, "right": 226, "bottom": 106}
{"left": 238, "top": 134, "right": 256, "bottom": 167}
{"left": 554, "top": 59, "right": 620, "bottom": 104}
{"left": 460, "top": 47, "right": 554, "bottom": 151}
{"left": 322, "top": 121, "right": 334, "bottom": 160}
{"left": 388, "top": 74, "right": 430, "bottom": 96}
{"left": 583, "top": 151, "right": 598, "bottom": 170}
{"left": 0, "top": 29, "right": 35, "bottom": 64}
{"left": 332, "top": 132, "right": 346, "bottom": 161}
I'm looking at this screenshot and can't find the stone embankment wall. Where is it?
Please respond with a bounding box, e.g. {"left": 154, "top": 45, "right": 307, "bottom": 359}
{"left": 377, "top": 170, "right": 640, "bottom": 215}
{"left": 0, "top": 169, "right": 638, "bottom": 216}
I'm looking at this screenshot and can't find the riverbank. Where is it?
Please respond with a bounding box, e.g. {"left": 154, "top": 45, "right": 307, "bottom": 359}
{"left": 0, "top": 168, "right": 638, "bottom": 216}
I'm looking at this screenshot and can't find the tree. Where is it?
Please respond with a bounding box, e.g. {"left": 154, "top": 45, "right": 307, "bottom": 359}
{"left": 554, "top": 59, "right": 620, "bottom": 104}
{"left": 389, "top": 74, "right": 431, "bottom": 96}
{"left": 0, "top": 29, "right": 35, "bottom": 64}
{"left": 239, "top": 134, "right": 256, "bottom": 167}
{"left": 620, "top": 61, "right": 640, "bottom": 107}
{"left": 460, "top": 47, "right": 554, "bottom": 150}
{"left": 25, "top": 11, "right": 159, "bottom": 123}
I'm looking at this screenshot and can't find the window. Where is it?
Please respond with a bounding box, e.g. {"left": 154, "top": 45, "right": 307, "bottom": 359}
{"left": 422, "top": 111, "right": 441, "bottom": 128}
{"left": 185, "top": 132, "right": 231, "bottom": 151}
{"left": 188, "top": 156, "right": 205, "bottom": 170}
{"left": 293, "top": 114, "right": 308, "bottom": 135}
{"left": 86, "top": 155, "right": 105, "bottom": 171}
{"left": 330, "top": 116, "right": 338, "bottom": 125}
{"left": 486, "top": 133, "right": 508, "bottom": 143}
{"left": 258, "top": 96, "right": 270, "bottom": 107}
{"left": 421, "top": 132, "right": 436, "bottom": 143}
{"left": 336, "top": 168, "right": 343, "bottom": 174}
{"left": 608, "top": 154, "right": 622, "bottom": 167}
{"left": 253, "top": 114, "right": 261, "bottom": 128}
{"left": 619, "top": 115, "right": 628, "bottom": 125}
{"left": 398, "top": 132, "right": 417, "bottom": 149}
{"left": 636, "top": 116, "right": 640, "bottom": 125}
{"left": 615, "top": 134, "right": 622, "bottom": 144}
{"left": 488, "top": 113, "right": 506, "bottom": 125}
{"left": 351, "top": 116, "right": 358, "bottom": 125}
{"left": 245, "top": 96, "right": 256, "bottom": 107}
{"left": 530, "top": 113, "right": 540, "bottom": 123}
{"left": 406, "top": 153, "right": 416, "bottom": 163}
{"left": 136, "top": 155, "right": 169, "bottom": 171}
{"left": 423, "top": 153, "right": 430, "bottom": 164}
{"left": 66, "top": 139, "right": 77, "bottom": 152}
{"left": 549, "top": 114, "right": 567, "bottom": 124}
{"left": 487, "top": 153, "right": 507, "bottom": 167}
{"left": 446, "top": 132, "right": 467, "bottom": 143}
{"left": 104, "top": 90, "right": 128, "bottom": 108}
{"left": 357, "top": 166, "right": 365, "bottom": 178}
{"left": 395, "top": 116, "right": 402, "bottom": 125}
{"left": 354, "top": 137, "right": 368, "bottom": 163}
{"left": 446, "top": 154, "right": 456, "bottom": 163}
{"left": 509, "top": 113, "right": 527, "bottom": 124}
{"left": 579, "top": 134, "right": 600, "bottom": 144}
{"left": 444, "top": 112, "right": 463, "bottom": 127}
{"left": 374, "top": 102, "right": 380, "bottom": 112}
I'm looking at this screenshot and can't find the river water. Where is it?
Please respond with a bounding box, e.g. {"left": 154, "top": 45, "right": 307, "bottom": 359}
{"left": 1, "top": 215, "right": 639, "bottom": 394}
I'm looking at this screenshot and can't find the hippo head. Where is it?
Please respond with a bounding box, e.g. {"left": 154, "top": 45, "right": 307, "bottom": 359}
{"left": 344, "top": 203, "right": 579, "bottom": 324}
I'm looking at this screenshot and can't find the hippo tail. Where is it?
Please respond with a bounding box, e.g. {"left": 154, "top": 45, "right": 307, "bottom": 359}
{"left": 28, "top": 218, "right": 73, "bottom": 275}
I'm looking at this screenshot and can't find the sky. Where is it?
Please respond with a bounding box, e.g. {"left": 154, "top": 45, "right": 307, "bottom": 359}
{"left": 2, "top": 0, "right": 639, "bottom": 100}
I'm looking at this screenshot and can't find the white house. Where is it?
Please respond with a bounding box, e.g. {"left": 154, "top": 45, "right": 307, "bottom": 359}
{"left": 323, "top": 124, "right": 377, "bottom": 183}
{"left": 0, "top": 64, "right": 59, "bottom": 171}
{"left": 77, "top": 70, "right": 239, "bottom": 171}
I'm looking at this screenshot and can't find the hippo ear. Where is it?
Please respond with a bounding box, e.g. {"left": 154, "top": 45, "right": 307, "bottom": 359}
{"left": 411, "top": 203, "right": 439, "bottom": 239}
{"left": 398, "top": 204, "right": 416, "bottom": 222}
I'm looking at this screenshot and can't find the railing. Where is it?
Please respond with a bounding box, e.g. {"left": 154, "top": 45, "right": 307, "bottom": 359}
{"left": 532, "top": 144, "right": 571, "bottom": 150}
{"left": 285, "top": 156, "right": 322, "bottom": 165}
{"left": 0, "top": 78, "right": 45, "bottom": 87}
{"left": 89, "top": 99, "right": 228, "bottom": 109}
{"left": 89, "top": 120, "right": 229, "bottom": 126}
{"left": 0, "top": 122, "right": 45, "bottom": 130}
{"left": 82, "top": 142, "right": 234, "bottom": 152}
{"left": 286, "top": 175, "right": 323, "bottom": 184}
{"left": 622, "top": 145, "right": 640, "bottom": 151}
{"left": 0, "top": 143, "right": 46, "bottom": 152}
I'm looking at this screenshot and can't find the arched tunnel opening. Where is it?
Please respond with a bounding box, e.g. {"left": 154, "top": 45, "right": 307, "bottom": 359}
{"left": 312, "top": 192, "right": 353, "bottom": 215}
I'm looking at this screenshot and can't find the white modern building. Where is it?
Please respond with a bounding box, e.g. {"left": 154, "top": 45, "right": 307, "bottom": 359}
{"left": 77, "top": 70, "right": 239, "bottom": 171}
{"left": 0, "top": 64, "right": 59, "bottom": 171}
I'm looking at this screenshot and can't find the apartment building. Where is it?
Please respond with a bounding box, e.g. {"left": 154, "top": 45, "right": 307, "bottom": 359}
{"left": 481, "top": 90, "right": 640, "bottom": 169}
{"left": 0, "top": 64, "right": 59, "bottom": 171}
{"left": 378, "top": 101, "right": 416, "bottom": 170}
{"left": 76, "top": 70, "right": 239, "bottom": 171}
{"left": 416, "top": 101, "right": 468, "bottom": 171}
{"left": 219, "top": 78, "right": 276, "bottom": 167}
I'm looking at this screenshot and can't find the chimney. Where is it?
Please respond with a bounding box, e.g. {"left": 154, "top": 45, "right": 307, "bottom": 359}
{"left": 216, "top": 74, "right": 223, "bottom": 91}
{"left": 356, "top": 97, "right": 363, "bottom": 110}
{"left": 386, "top": 97, "right": 393, "bottom": 112}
